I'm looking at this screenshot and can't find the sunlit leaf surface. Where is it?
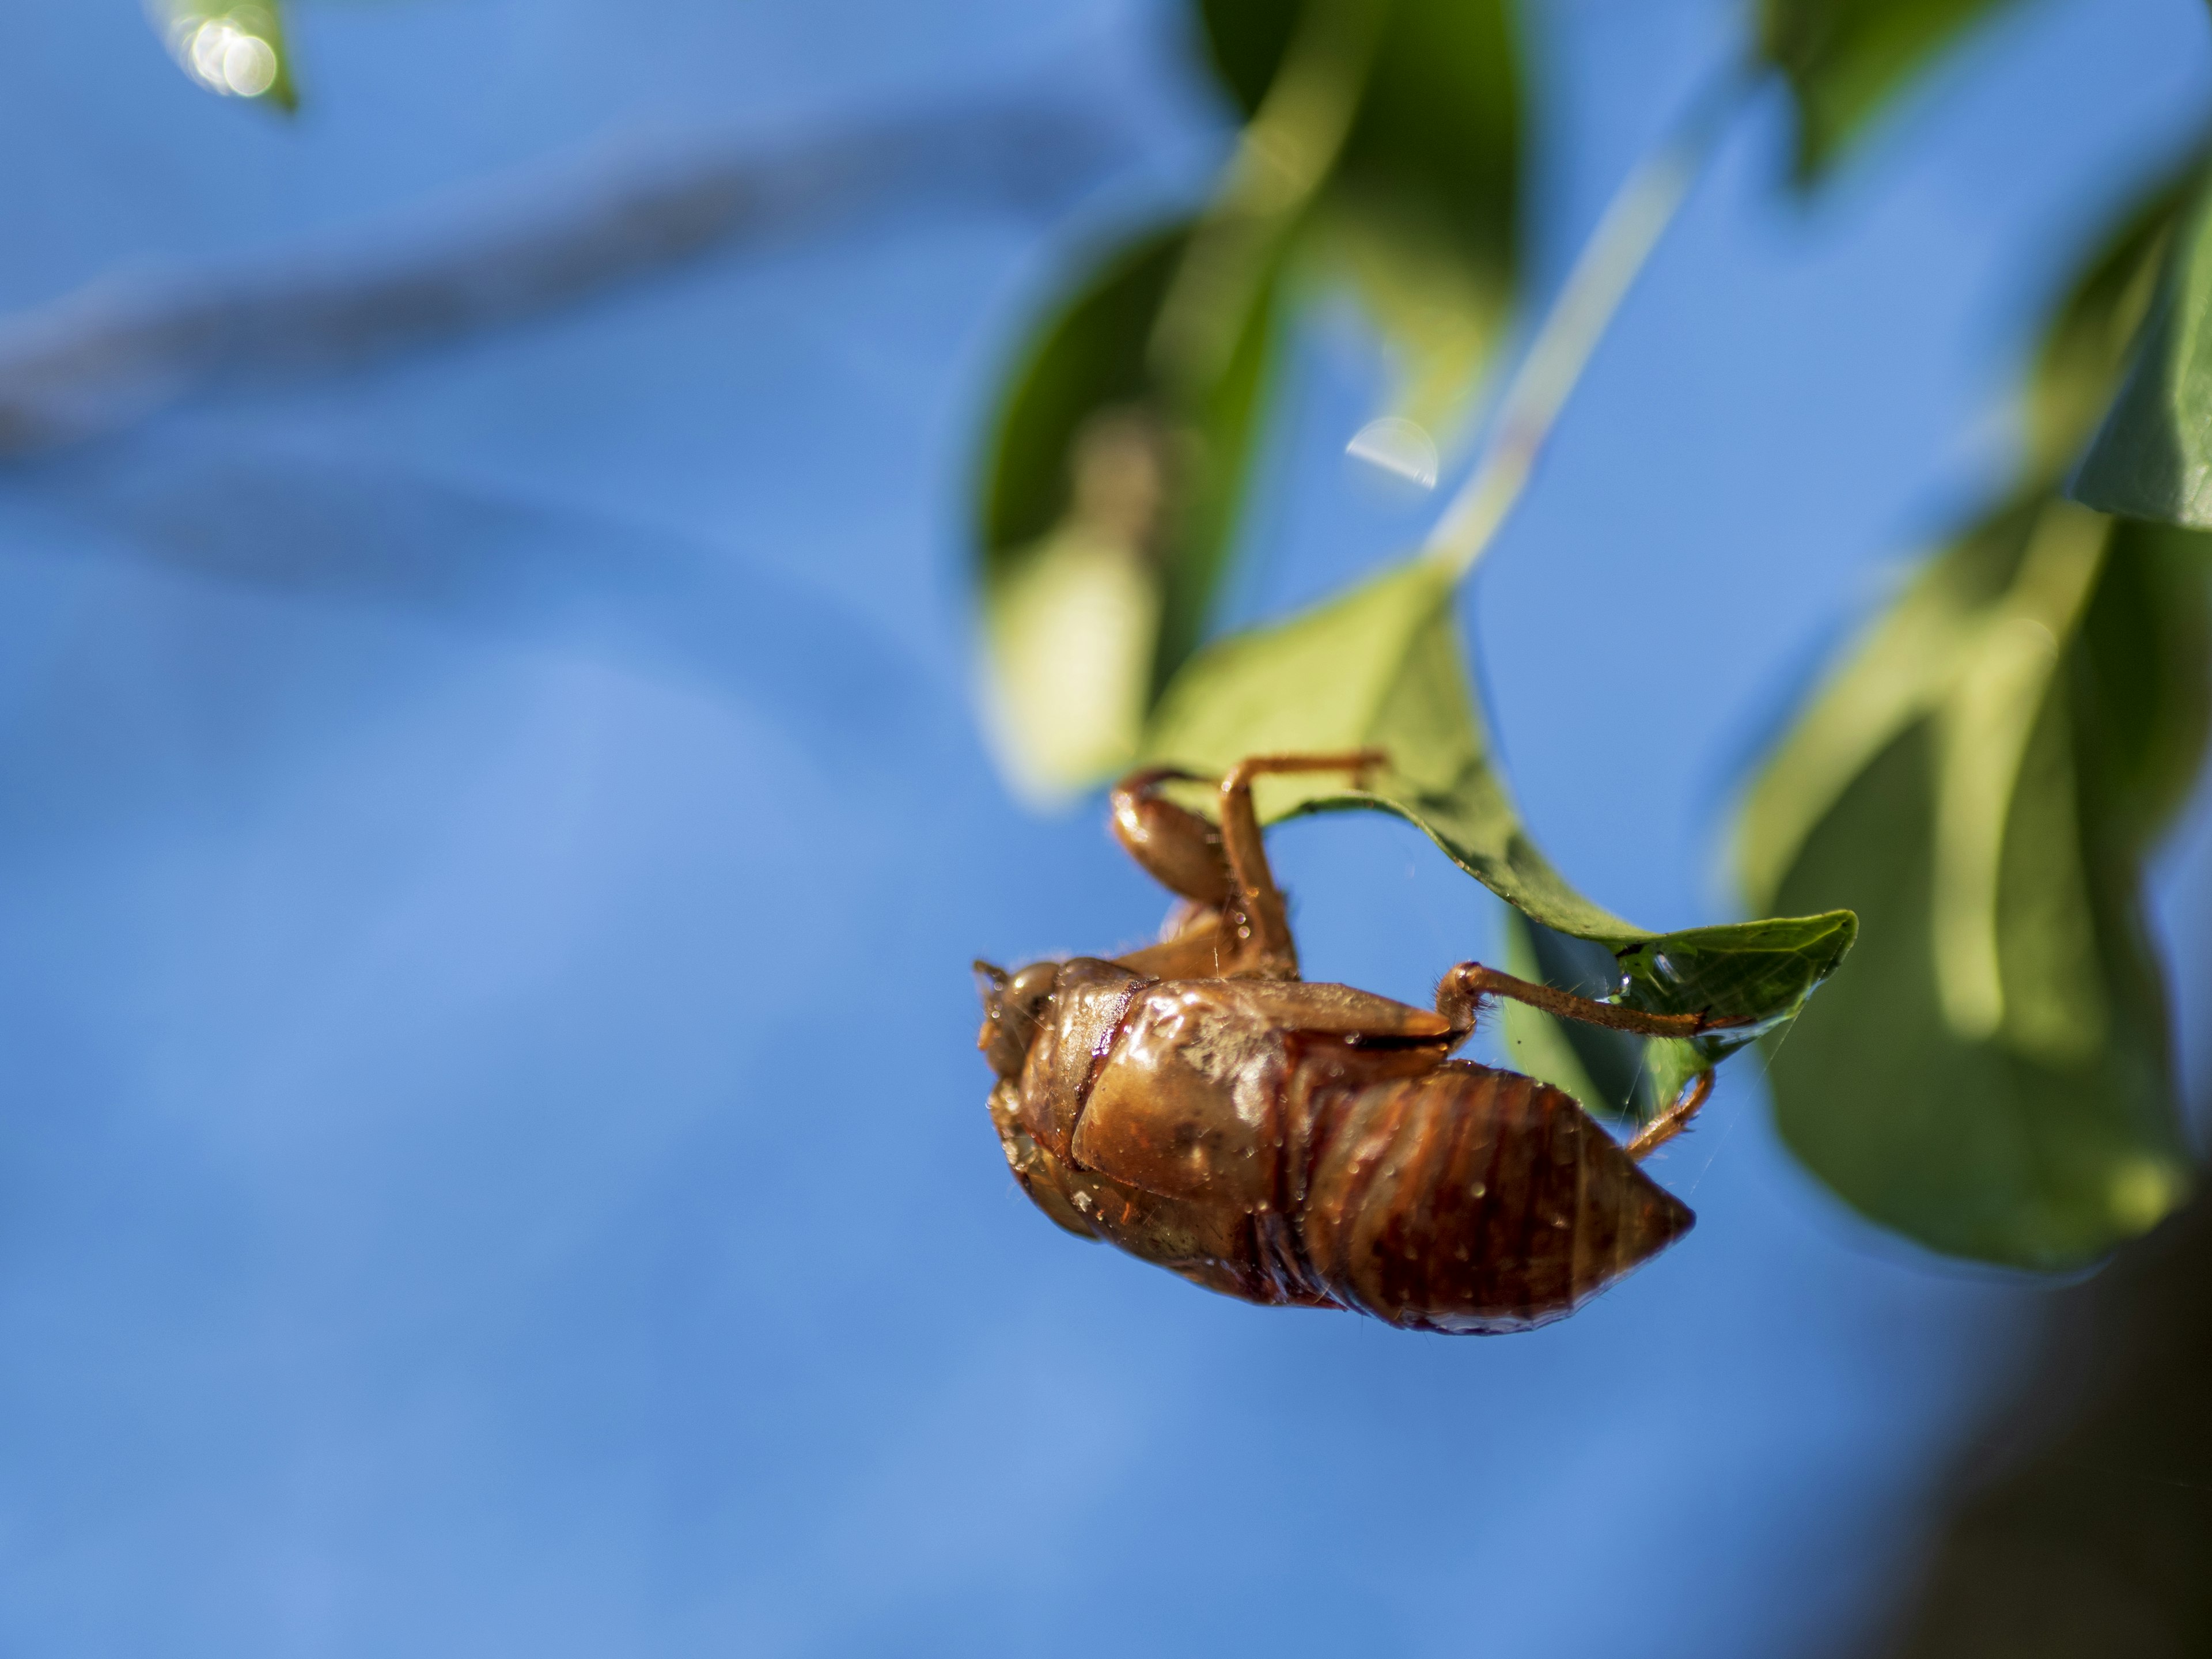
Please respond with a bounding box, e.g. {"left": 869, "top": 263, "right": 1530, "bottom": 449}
{"left": 1142, "top": 558, "right": 1855, "bottom": 1051}
{"left": 1758, "top": 0, "right": 2028, "bottom": 179}
{"left": 1734, "top": 517, "right": 2203, "bottom": 1256}
{"left": 1743, "top": 506, "right": 2207, "bottom": 1266}
{"left": 1741, "top": 171, "right": 2212, "bottom": 1266}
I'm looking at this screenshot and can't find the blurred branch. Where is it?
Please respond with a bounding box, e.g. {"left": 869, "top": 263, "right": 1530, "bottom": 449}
{"left": 0, "top": 97, "right": 1134, "bottom": 454}
{"left": 2, "top": 435, "right": 925, "bottom": 756}
{"left": 1426, "top": 70, "right": 1744, "bottom": 581}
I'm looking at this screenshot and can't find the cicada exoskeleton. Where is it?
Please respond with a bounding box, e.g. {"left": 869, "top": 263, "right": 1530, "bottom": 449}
{"left": 976, "top": 753, "right": 1725, "bottom": 1334}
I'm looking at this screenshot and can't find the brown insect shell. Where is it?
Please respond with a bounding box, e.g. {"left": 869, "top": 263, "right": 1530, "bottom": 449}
{"left": 1010, "top": 957, "right": 1143, "bottom": 1161}
{"left": 1013, "top": 961, "right": 1457, "bottom": 1211}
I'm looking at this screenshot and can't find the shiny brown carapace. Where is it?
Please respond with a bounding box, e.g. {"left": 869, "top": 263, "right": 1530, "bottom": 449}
{"left": 975, "top": 752, "right": 1730, "bottom": 1334}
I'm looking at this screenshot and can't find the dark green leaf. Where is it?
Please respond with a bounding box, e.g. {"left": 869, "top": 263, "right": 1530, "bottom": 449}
{"left": 2031, "top": 166, "right": 2196, "bottom": 479}
{"left": 2075, "top": 520, "right": 2212, "bottom": 851}
{"left": 1142, "top": 557, "right": 1856, "bottom": 1041}
{"left": 1197, "top": 0, "right": 1516, "bottom": 267}
{"left": 975, "top": 222, "right": 1281, "bottom": 793}
{"left": 1741, "top": 501, "right": 2206, "bottom": 1266}
{"left": 1200, "top": 0, "right": 1520, "bottom": 431}
{"left": 1759, "top": 0, "right": 2028, "bottom": 180}
{"left": 155, "top": 0, "right": 297, "bottom": 110}
{"left": 2072, "top": 168, "right": 2212, "bottom": 528}
{"left": 1743, "top": 159, "right": 2212, "bottom": 1266}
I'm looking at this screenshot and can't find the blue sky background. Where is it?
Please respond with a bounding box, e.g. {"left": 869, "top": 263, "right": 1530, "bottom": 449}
{"left": 3, "top": 1, "right": 2210, "bottom": 1654}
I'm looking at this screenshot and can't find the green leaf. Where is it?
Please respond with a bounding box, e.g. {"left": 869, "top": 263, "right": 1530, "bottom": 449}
{"left": 1141, "top": 557, "right": 1857, "bottom": 1046}
{"left": 154, "top": 0, "right": 297, "bottom": 110}
{"left": 1759, "top": 0, "right": 2028, "bottom": 180}
{"left": 1201, "top": 0, "right": 1520, "bottom": 434}
{"left": 1741, "top": 159, "right": 2212, "bottom": 1267}
{"left": 1741, "top": 501, "right": 2206, "bottom": 1267}
{"left": 975, "top": 223, "right": 1281, "bottom": 795}
{"left": 2072, "top": 166, "right": 2212, "bottom": 528}
{"left": 976, "top": 1, "right": 1527, "bottom": 798}
{"left": 1197, "top": 0, "right": 1517, "bottom": 269}
{"left": 2029, "top": 166, "right": 2196, "bottom": 479}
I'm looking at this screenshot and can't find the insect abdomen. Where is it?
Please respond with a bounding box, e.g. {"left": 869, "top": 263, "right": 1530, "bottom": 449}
{"left": 1296, "top": 1061, "right": 1694, "bottom": 1334}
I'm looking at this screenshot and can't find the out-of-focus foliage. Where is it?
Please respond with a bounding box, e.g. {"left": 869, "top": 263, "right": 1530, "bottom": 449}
{"left": 1738, "top": 173, "right": 2212, "bottom": 1266}
{"left": 1747, "top": 507, "right": 2205, "bottom": 1264}
{"left": 971, "top": 0, "right": 2210, "bottom": 1272}
{"left": 975, "top": 0, "right": 1518, "bottom": 797}
{"left": 1873, "top": 1197, "right": 2212, "bottom": 1656}
{"left": 1758, "top": 0, "right": 2029, "bottom": 178}
{"left": 979, "top": 226, "right": 1275, "bottom": 792}
{"left": 1140, "top": 556, "right": 1857, "bottom": 1071}
{"left": 151, "top": 0, "right": 297, "bottom": 109}
{"left": 2074, "top": 166, "right": 2212, "bottom": 528}
{"left": 1198, "top": 0, "right": 1519, "bottom": 432}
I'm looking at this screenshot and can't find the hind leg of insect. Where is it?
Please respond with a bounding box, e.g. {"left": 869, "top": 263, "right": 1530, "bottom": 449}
{"left": 1623, "top": 1070, "right": 1714, "bottom": 1161}
{"left": 1434, "top": 960, "right": 1718, "bottom": 1160}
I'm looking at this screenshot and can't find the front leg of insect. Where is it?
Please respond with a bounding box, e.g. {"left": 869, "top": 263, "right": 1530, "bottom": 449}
{"left": 975, "top": 752, "right": 1719, "bottom": 1334}
{"left": 1105, "top": 751, "right": 1384, "bottom": 980}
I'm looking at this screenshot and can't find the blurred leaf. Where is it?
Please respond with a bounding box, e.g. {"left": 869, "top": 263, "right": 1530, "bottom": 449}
{"left": 2073, "top": 166, "right": 2212, "bottom": 528}
{"left": 2030, "top": 166, "right": 2196, "bottom": 476}
{"left": 975, "top": 224, "right": 1281, "bottom": 795}
{"left": 1742, "top": 504, "right": 2206, "bottom": 1267}
{"left": 983, "top": 518, "right": 1162, "bottom": 797}
{"left": 154, "top": 0, "right": 297, "bottom": 110}
{"left": 1740, "top": 166, "right": 2212, "bottom": 1266}
{"left": 1759, "top": 0, "right": 2028, "bottom": 180}
{"left": 1201, "top": 0, "right": 1520, "bottom": 434}
{"left": 976, "top": 0, "right": 1526, "bottom": 798}
{"left": 1142, "top": 557, "right": 1857, "bottom": 1044}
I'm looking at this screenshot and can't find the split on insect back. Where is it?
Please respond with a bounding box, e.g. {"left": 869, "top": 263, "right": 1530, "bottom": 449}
{"left": 970, "top": 565, "right": 1858, "bottom": 1325}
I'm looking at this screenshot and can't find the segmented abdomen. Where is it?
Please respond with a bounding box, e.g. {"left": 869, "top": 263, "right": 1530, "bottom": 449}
{"left": 1294, "top": 1061, "right": 1693, "bottom": 1333}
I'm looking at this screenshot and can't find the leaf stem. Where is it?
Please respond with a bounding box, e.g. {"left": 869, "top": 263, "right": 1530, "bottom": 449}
{"left": 1425, "top": 69, "right": 1748, "bottom": 581}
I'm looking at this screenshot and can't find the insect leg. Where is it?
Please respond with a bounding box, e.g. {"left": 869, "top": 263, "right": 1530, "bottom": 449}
{"left": 1217, "top": 751, "right": 1388, "bottom": 978}
{"left": 1435, "top": 961, "right": 1719, "bottom": 1040}
{"left": 1624, "top": 1070, "right": 1714, "bottom": 1161}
